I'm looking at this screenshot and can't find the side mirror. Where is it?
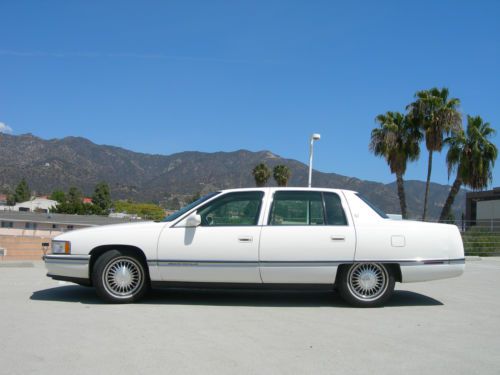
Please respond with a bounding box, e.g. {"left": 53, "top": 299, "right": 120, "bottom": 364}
{"left": 185, "top": 213, "right": 201, "bottom": 227}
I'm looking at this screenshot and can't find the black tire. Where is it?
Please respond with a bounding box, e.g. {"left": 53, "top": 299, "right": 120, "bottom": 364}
{"left": 92, "top": 249, "right": 149, "bottom": 303}
{"left": 338, "top": 263, "right": 395, "bottom": 307}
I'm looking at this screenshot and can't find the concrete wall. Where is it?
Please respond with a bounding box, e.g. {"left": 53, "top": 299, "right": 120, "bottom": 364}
{"left": 0, "top": 228, "right": 63, "bottom": 237}
{"left": 1, "top": 220, "right": 84, "bottom": 232}
{"left": 477, "top": 200, "right": 500, "bottom": 220}
{"left": 0, "top": 235, "right": 51, "bottom": 261}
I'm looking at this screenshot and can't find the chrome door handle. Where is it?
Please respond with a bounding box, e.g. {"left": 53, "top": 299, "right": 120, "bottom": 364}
{"left": 238, "top": 236, "right": 253, "bottom": 243}
{"left": 330, "top": 235, "right": 345, "bottom": 241}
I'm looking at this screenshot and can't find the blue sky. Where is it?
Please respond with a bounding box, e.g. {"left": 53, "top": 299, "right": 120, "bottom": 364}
{"left": 1, "top": 0, "right": 499, "bottom": 187}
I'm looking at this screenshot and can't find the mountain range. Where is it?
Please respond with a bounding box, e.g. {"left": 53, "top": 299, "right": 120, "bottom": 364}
{"left": 0, "top": 133, "right": 465, "bottom": 220}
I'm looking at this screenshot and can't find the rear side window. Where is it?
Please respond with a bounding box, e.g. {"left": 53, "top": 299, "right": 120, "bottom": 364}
{"left": 269, "top": 191, "right": 324, "bottom": 225}
{"left": 269, "top": 191, "right": 347, "bottom": 226}
{"left": 324, "top": 193, "right": 348, "bottom": 225}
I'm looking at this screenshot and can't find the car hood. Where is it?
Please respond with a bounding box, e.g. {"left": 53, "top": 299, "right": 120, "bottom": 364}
{"left": 53, "top": 221, "right": 165, "bottom": 242}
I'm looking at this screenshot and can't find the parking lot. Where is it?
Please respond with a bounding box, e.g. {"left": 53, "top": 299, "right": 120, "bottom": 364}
{"left": 1, "top": 259, "right": 499, "bottom": 375}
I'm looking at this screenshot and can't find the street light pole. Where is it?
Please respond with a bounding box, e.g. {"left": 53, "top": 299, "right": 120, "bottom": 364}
{"left": 308, "top": 133, "right": 321, "bottom": 188}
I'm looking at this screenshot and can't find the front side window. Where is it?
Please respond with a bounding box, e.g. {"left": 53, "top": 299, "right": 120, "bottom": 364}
{"left": 197, "top": 191, "right": 264, "bottom": 226}
{"left": 269, "top": 191, "right": 348, "bottom": 226}
{"left": 163, "top": 192, "right": 220, "bottom": 222}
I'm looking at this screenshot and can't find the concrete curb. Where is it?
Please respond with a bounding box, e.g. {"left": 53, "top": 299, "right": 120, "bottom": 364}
{"left": 465, "top": 256, "right": 482, "bottom": 261}
{"left": 0, "top": 261, "right": 35, "bottom": 268}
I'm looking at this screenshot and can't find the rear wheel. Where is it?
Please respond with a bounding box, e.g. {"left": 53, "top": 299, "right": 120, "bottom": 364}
{"left": 92, "top": 250, "right": 149, "bottom": 303}
{"left": 338, "top": 263, "right": 394, "bottom": 307}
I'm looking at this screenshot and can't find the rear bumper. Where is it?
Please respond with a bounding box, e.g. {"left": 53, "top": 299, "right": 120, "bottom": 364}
{"left": 43, "top": 254, "right": 90, "bottom": 281}
{"left": 400, "top": 258, "right": 465, "bottom": 283}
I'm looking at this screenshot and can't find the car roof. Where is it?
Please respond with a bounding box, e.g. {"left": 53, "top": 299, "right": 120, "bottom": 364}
{"left": 218, "top": 187, "right": 358, "bottom": 194}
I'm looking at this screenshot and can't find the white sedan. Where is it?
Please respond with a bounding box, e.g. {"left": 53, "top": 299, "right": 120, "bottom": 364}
{"left": 44, "top": 188, "right": 465, "bottom": 307}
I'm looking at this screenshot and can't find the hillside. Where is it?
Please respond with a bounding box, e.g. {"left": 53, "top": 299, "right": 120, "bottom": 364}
{"left": 0, "top": 133, "right": 465, "bottom": 220}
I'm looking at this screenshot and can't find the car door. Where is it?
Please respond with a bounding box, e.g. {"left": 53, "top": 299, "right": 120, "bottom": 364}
{"left": 259, "top": 190, "right": 356, "bottom": 284}
{"left": 157, "top": 191, "right": 264, "bottom": 283}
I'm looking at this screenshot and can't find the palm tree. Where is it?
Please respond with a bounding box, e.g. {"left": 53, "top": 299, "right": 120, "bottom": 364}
{"left": 370, "top": 111, "right": 421, "bottom": 219}
{"left": 439, "top": 115, "right": 497, "bottom": 222}
{"left": 252, "top": 163, "right": 271, "bottom": 187}
{"left": 407, "top": 87, "right": 462, "bottom": 220}
{"left": 273, "top": 165, "right": 291, "bottom": 187}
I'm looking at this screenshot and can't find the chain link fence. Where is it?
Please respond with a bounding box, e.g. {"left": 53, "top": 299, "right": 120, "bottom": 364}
{"left": 436, "top": 219, "right": 500, "bottom": 256}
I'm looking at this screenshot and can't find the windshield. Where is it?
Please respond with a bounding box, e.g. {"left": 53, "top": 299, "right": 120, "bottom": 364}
{"left": 163, "top": 192, "right": 220, "bottom": 222}
{"left": 355, "top": 193, "right": 389, "bottom": 219}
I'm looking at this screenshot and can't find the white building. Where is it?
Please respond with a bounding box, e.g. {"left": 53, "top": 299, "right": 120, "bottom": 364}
{"left": 0, "top": 211, "right": 141, "bottom": 237}
{"left": 466, "top": 188, "right": 500, "bottom": 231}
{"left": 0, "top": 198, "right": 58, "bottom": 213}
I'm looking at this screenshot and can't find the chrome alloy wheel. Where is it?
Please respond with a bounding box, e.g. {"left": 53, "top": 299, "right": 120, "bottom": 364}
{"left": 102, "top": 257, "right": 144, "bottom": 299}
{"left": 347, "top": 263, "right": 389, "bottom": 302}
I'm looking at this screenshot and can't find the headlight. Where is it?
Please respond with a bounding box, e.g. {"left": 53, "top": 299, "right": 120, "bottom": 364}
{"left": 51, "top": 241, "right": 71, "bottom": 255}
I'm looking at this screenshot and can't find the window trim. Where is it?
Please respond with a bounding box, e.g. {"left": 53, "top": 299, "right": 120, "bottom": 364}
{"left": 163, "top": 192, "right": 221, "bottom": 223}
{"left": 268, "top": 190, "right": 349, "bottom": 227}
{"left": 355, "top": 193, "right": 388, "bottom": 219}
{"left": 322, "top": 192, "right": 349, "bottom": 226}
{"left": 268, "top": 190, "right": 324, "bottom": 226}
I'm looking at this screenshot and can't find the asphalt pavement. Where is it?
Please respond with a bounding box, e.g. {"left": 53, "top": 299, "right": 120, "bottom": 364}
{"left": 1, "top": 258, "right": 499, "bottom": 375}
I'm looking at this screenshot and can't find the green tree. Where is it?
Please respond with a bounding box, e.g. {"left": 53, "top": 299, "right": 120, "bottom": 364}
{"left": 14, "top": 178, "right": 31, "bottom": 202}
{"left": 6, "top": 193, "right": 16, "bottom": 206}
{"left": 439, "top": 115, "right": 497, "bottom": 222}
{"left": 92, "top": 182, "right": 112, "bottom": 213}
{"left": 113, "top": 200, "right": 165, "bottom": 221}
{"left": 273, "top": 165, "right": 291, "bottom": 187}
{"left": 54, "top": 187, "right": 84, "bottom": 214}
{"left": 50, "top": 190, "right": 66, "bottom": 204}
{"left": 252, "top": 163, "right": 271, "bottom": 187}
{"left": 407, "top": 87, "right": 462, "bottom": 220}
{"left": 370, "top": 112, "right": 421, "bottom": 219}
{"left": 83, "top": 202, "right": 102, "bottom": 215}
{"left": 52, "top": 186, "right": 104, "bottom": 215}
{"left": 68, "top": 187, "right": 82, "bottom": 206}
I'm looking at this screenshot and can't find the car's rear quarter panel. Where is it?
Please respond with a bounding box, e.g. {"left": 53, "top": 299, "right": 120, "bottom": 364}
{"left": 343, "top": 191, "right": 465, "bottom": 282}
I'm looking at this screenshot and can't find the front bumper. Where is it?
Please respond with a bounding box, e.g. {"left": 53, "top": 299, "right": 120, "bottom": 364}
{"left": 43, "top": 254, "right": 91, "bottom": 282}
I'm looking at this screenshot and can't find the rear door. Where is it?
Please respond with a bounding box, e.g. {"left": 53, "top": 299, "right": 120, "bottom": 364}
{"left": 259, "top": 190, "right": 355, "bottom": 284}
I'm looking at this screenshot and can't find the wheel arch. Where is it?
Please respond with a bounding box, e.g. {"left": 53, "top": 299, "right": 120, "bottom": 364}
{"left": 89, "top": 245, "right": 150, "bottom": 282}
{"left": 386, "top": 263, "right": 402, "bottom": 283}
{"left": 335, "top": 262, "right": 402, "bottom": 285}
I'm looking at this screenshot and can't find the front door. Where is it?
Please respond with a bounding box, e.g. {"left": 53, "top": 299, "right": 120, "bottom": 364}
{"left": 157, "top": 191, "right": 264, "bottom": 283}
{"left": 259, "top": 190, "right": 356, "bottom": 284}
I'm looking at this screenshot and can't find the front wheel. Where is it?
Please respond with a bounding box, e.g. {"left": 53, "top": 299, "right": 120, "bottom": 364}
{"left": 338, "top": 263, "right": 395, "bottom": 307}
{"left": 92, "top": 250, "right": 149, "bottom": 303}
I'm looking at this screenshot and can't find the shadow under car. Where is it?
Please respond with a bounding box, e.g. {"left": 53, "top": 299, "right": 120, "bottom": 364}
{"left": 30, "top": 285, "right": 443, "bottom": 307}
